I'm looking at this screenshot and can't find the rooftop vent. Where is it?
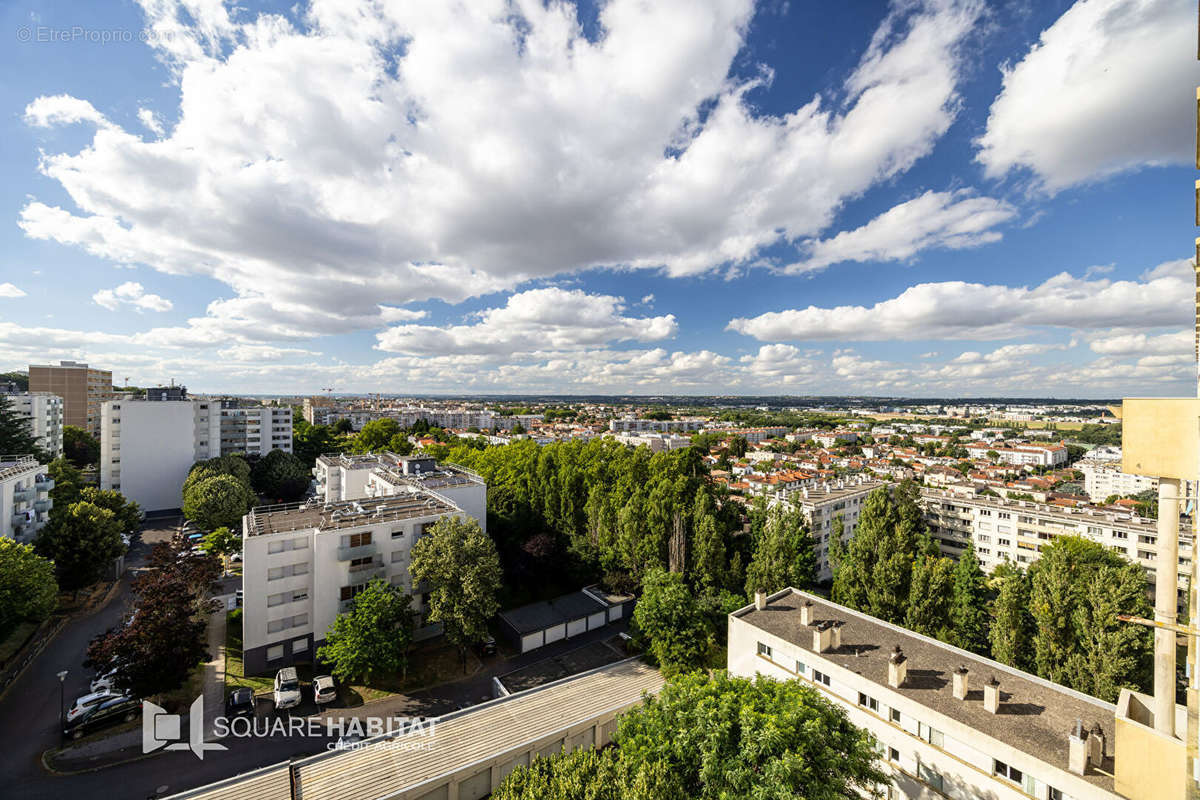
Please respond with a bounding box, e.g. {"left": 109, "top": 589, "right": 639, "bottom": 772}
{"left": 984, "top": 676, "right": 1001, "bottom": 714}
{"left": 754, "top": 590, "right": 767, "bottom": 611}
{"left": 952, "top": 665, "right": 969, "bottom": 700}
{"left": 799, "top": 600, "right": 814, "bottom": 626}
{"left": 830, "top": 620, "right": 843, "bottom": 650}
{"left": 1068, "top": 719, "right": 1088, "bottom": 775}
{"left": 887, "top": 646, "right": 907, "bottom": 688}
{"left": 812, "top": 621, "right": 833, "bottom": 654}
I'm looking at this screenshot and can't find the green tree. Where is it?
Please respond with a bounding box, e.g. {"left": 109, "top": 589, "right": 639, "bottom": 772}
{"left": 35, "top": 501, "right": 125, "bottom": 590}
{"left": 62, "top": 425, "right": 100, "bottom": 467}
{"left": 904, "top": 555, "right": 955, "bottom": 641}
{"left": 201, "top": 526, "right": 241, "bottom": 573}
{"left": 727, "top": 435, "right": 749, "bottom": 458}
{"left": 409, "top": 516, "right": 502, "bottom": 669}
{"left": 355, "top": 418, "right": 402, "bottom": 452}
{"left": 1029, "top": 536, "right": 1152, "bottom": 700}
{"left": 0, "top": 538, "right": 57, "bottom": 638}
{"left": 950, "top": 542, "right": 990, "bottom": 653}
{"left": 80, "top": 487, "right": 141, "bottom": 534}
{"left": 744, "top": 503, "right": 816, "bottom": 596}
{"left": 388, "top": 433, "right": 414, "bottom": 456}
{"left": 292, "top": 417, "right": 337, "bottom": 465}
{"left": 990, "top": 563, "right": 1034, "bottom": 670}
{"left": 318, "top": 579, "right": 414, "bottom": 682}
{"left": 690, "top": 511, "right": 726, "bottom": 593}
{"left": 495, "top": 671, "right": 887, "bottom": 800}
{"left": 183, "top": 474, "right": 255, "bottom": 530}
{"left": 46, "top": 456, "right": 83, "bottom": 510}
{"left": 632, "top": 568, "right": 710, "bottom": 676}
{"left": 331, "top": 417, "right": 354, "bottom": 434}
{"left": 250, "top": 448, "right": 310, "bottom": 501}
{"left": 0, "top": 394, "right": 44, "bottom": 459}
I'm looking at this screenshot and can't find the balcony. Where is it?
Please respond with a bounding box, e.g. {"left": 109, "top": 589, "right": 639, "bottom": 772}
{"left": 337, "top": 543, "right": 378, "bottom": 562}
{"left": 11, "top": 511, "right": 31, "bottom": 528}
{"left": 347, "top": 561, "right": 386, "bottom": 581}
{"left": 34, "top": 476, "right": 54, "bottom": 492}
{"left": 12, "top": 487, "right": 34, "bottom": 503}
{"left": 33, "top": 498, "right": 52, "bottom": 513}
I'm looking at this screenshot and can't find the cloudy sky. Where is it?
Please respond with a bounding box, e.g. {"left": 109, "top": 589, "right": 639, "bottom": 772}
{"left": 1, "top": 0, "right": 1196, "bottom": 397}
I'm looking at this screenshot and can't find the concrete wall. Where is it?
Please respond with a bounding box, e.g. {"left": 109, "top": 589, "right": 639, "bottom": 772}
{"left": 101, "top": 400, "right": 198, "bottom": 512}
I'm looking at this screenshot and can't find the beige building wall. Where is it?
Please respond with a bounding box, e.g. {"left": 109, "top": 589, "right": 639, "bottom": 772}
{"left": 28, "top": 361, "right": 113, "bottom": 437}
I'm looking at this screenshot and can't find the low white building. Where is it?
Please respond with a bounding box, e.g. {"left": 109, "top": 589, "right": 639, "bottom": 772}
{"left": 1077, "top": 458, "right": 1156, "bottom": 502}
{"left": 100, "top": 398, "right": 293, "bottom": 512}
{"left": 240, "top": 491, "right": 471, "bottom": 674}
{"left": 3, "top": 392, "right": 63, "bottom": 459}
{"left": 0, "top": 454, "right": 53, "bottom": 543}
{"left": 729, "top": 589, "right": 1168, "bottom": 800}
{"left": 964, "top": 442, "right": 1068, "bottom": 467}
{"left": 609, "top": 432, "right": 692, "bottom": 452}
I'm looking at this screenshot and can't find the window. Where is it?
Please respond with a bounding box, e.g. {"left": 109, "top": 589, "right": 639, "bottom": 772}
{"left": 391, "top": 528, "right": 405, "bottom": 539}
{"left": 757, "top": 642, "right": 772, "bottom": 658}
{"left": 343, "top": 531, "right": 373, "bottom": 548}
{"left": 1113, "top": 530, "right": 1128, "bottom": 540}
{"left": 918, "top": 722, "right": 944, "bottom": 748}
{"left": 1138, "top": 534, "right": 1157, "bottom": 545}
{"left": 994, "top": 759, "right": 1023, "bottom": 784}
{"left": 889, "top": 708, "right": 901, "bottom": 724}
{"left": 1138, "top": 550, "right": 1156, "bottom": 560}
{"left": 1048, "top": 788, "right": 1063, "bottom": 800}
{"left": 918, "top": 762, "right": 943, "bottom": 792}
{"left": 998, "top": 538, "right": 1011, "bottom": 547}
{"left": 266, "top": 645, "right": 285, "bottom": 662}
{"left": 888, "top": 747, "right": 899, "bottom": 762}
{"left": 391, "top": 550, "right": 405, "bottom": 563}
{"left": 292, "top": 638, "right": 308, "bottom": 654}
{"left": 857, "top": 692, "right": 879, "bottom": 712}
{"left": 794, "top": 660, "right": 806, "bottom": 675}
{"left": 812, "top": 669, "right": 831, "bottom": 687}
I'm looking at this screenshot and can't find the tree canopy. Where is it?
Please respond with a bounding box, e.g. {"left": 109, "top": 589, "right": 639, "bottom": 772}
{"left": 318, "top": 579, "right": 414, "bottom": 683}
{"left": 632, "top": 568, "right": 710, "bottom": 676}
{"left": 0, "top": 538, "right": 57, "bottom": 638}
{"left": 63, "top": 425, "right": 100, "bottom": 468}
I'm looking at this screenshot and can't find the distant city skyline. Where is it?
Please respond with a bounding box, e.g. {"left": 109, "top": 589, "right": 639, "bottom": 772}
{"left": 1, "top": 0, "right": 1196, "bottom": 397}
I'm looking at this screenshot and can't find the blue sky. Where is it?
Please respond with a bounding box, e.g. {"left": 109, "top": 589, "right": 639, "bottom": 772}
{"left": 0, "top": 0, "right": 1196, "bottom": 396}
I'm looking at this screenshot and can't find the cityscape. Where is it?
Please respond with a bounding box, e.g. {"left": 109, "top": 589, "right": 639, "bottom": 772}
{"left": 0, "top": 1, "right": 1198, "bottom": 800}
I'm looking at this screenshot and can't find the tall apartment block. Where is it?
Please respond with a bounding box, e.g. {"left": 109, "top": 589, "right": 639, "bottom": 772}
{"left": 0, "top": 455, "right": 54, "bottom": 543}
{"left": 100, "top": 399, "right": 292, "bottom": 512}
{"left": 240, "top": 489, "right": 476, "bottom": 674}
{"left": 2, "top": 392, "right": 64, "bottom": 459}
{"left": 28, "top": 360, "right": 112, "bottom": 437}
{"left": 730, "top": 589, "right": 1183, "bottom": 800}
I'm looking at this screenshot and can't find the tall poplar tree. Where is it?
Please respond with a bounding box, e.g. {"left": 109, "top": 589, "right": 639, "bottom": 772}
{"left": 950, "top": 542, "right": 990, "bottom": 654}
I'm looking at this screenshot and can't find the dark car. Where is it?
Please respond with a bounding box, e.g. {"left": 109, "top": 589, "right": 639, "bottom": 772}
{"left": 63, "top": 696, "right": 141, "bottom": 740}
{"left": 475, "top": 636, "right": 497, "bottom": 657}
{"left": 226, "top": 687, "right": 255, "bottom": 718}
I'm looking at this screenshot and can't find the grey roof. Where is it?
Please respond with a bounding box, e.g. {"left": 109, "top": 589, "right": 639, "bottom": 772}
{"left": 500, "top": 591, "right": 606, "bottom": 635}
{"left": 735, "top": 590, "right": 1118, "bottom": 794}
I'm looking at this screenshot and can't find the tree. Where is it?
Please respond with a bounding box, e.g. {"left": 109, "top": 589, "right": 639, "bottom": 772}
{"left": 35, "top": 501, "right": 125, "bottom": 590}
{"left": 318, "top": 579, "right": 415, "bottom": 683}
{"left": 950, "top": 542, "right": 990, "bottom": 654}
{"left": 355, "top": 418, "right": 401, "bottom": 452}
{"left": 1028, "top": 536, "right": 1152, "bottom": 700}
{"left": 331, "top": 417, "right": 354, "bottom": 434}
{"left": 388, "top": 433, "right": 414, "bottom": 456}
{"left": 727, "top": 435, "right": 749, "bottom": 458}
{"left": 0, "top": 538, "right": 57, "bottom": 638}
{"left": 63, "top": 425, "right": 100, "bottom": 467}
{"left": 183, "top": 474, "right": 256, "bottom": 530}
{"left": 250, "top": 449, "right": 310, "bottom": 501}
{"left": 632, "top": 568, "right": 710, "bottom": 676}
{"left": 495, "top": 671, "right": 887, "bottom": 800}
{"left": 904, "top": 555, "right": 955, "bottom": 641}
{"left": 80, "top": 487, "right": 141, "bottom": 534}
{"left": 409, "top": 517, "right": 502, "bottom": 668}
{"left": 292, "top": 418, "right": 337, "bottom": 465}
{"left": 0, "top": 393, "right": 44, "bottom": 460}
{"left": 690, "top": 512, "right": 726, "bottom": 593}
{"left": 990, "top": 563, "right": 1034, "bottom": 671}
{"left": 201, "top": 526, "right": 241, "bottom": 573}
{"left": 744, "top": 504, "right": 816, "bottom": 596}
{"left": 88, "top": 541, "right": 218, "bottom": 699}
{"left": 46, "top": 456, "right": 83, "bottom": 510}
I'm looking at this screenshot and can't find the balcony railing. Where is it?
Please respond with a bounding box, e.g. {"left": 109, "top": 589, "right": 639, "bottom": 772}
{"left": 347, "top": 562, "right": 386, "bottom": 581}
{"left": 35, "top": 476, "right": 54, "bottom": 492}
{"left": 33, "top": 498, "right": 52, "bottom": 513}
{"left": 337, "top": 543, "right": 378, "bottom": 562}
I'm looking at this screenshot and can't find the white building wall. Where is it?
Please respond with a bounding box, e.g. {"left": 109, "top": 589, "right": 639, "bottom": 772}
{"left": 0, "top": 457, "right": 51, "bottom": 542}
{"left": 6, "top": 393, "right": 64, "bottom": 459}
{"left": 101, "top": 399, "right": 199, "bottom": 512}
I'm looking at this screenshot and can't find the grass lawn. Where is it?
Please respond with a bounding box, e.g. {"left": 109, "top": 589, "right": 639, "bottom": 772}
{"left": 224, "top": 609, "right": 276, "bottom": 695}
{"left": 0, "top": 620, "right": 40, "bottom": 668}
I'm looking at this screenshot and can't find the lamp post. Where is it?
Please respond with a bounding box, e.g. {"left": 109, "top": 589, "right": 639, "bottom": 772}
{"left": 56, "top": 670, "right": 68, "bottom": 740}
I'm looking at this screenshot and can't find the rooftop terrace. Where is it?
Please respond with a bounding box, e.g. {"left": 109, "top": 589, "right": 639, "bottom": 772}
{"left": 246, "top": 492, "right": 460, "bottom": 537}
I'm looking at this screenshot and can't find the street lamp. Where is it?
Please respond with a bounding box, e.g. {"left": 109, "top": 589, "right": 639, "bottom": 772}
{"left": 57, "top": 670, "right": 68, "bottom": 739}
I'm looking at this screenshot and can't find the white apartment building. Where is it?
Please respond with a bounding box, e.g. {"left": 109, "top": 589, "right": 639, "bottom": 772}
{"left": 313, "top": 453, "right": 487, "bottom": 532}
{"left": 730, "top": 589, "right": 1172, "bottom": 800}
{"left": 0, "top": 454, "right": 53, "bottom": 543}
{"left": 770, "top": 476, "right": 886, "bottom": 580}
{"left": 1076, "top": 458, "right": 1156, "bottom": 502}
{"left": 240, "top": 491, "right": 470, "bottom": 674}
{"left": 101, "top": 398, "right": 292, "bottom": 512}
{"left": 964, "top": 441, "right": 1068, "bottom": 467}
{"left": 4, "top": 392, "right": 63, "bottom": 459}
{"left": 609, "top": 432, "right": 693, "bottom": 452}
{"left": 921, "top": 487, "right": 1192, "bottom": 589}
{"left": 607, "top": 417, "right": 705, "bottom": 433}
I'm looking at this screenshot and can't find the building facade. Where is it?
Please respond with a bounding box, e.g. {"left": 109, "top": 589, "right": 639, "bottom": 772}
{"left": 3, "top": 392, "right": 64, "bottom": 459}
{"left": 1077, "top": 458, "right": 1157, "bottom": 502}
{"left": 240, "top": 491, "right": 472, "bottom": 674}
{"left": 218, "top": 401, "right": 293, "bottom": 456}
{"left": 768, "top": 477, "right": 886, "bottom": 580}
{"left": 0, "top": 455, "right": 53, "bottom": 543}
{"left": 730, "top": 589, "right": 1174, "bottom": 800}
{"left": 28, "top": 360, "right": 112, "bottom": 437}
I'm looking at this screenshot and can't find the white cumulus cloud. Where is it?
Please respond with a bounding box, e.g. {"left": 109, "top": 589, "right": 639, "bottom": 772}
{"left": 92, "top": 281, "right": 173, "bottom": 312}
{"left": 0, "top": 283, "right": 26, "bottom": 298}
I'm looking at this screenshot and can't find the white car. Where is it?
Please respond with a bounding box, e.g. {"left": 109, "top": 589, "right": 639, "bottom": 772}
{"left": 67, "top": 690, "right": 126, "bottom": 722}
{"left": 273, "top": 667, "right": 302, "bottom": 710}
{"left": 313, "top": 675, "right": 336, "bottom": 705}
{"left": 90, "top": 668, "right": 118, "bottom": 694}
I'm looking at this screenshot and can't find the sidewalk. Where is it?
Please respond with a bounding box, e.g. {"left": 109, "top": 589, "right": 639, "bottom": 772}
{"left": 202, "top": 602, "right": 228, "bottom": 741}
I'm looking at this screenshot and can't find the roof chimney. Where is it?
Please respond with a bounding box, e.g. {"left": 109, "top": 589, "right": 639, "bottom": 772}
{"left": 812, "top": 621, "right": 833, "bottom": 653}
{"left": 754, "top": 590, "right": 767, "bottom": 611}
{"left": 799, "top": 600, "right": 815, "bottom": 626}
{"left": 830, "top": 620, "right": 843, "bottom": 650}
{"left": 984, "top": 676, "right": 1001, "bottom": 714}
{"left": 1068, "top": 719, "right": 1088, "bottom": 775}
{"left": 952, "top": 665, "right": 969, "bottom": 700}
{"left": 887, "top": 646, "right": 907, "bottom": 688}
{"left": 1087, "top": 722, "right": 1106, "bottom": 768}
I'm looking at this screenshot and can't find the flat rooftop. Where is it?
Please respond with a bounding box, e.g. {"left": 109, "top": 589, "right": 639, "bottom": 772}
{"left": 0, "top": 454, "right": 39, "bottom": 482}
{"left": 165, "top": 658, "right": 664, "bottom": 800}
{"left": 734, "top": 590, "right": 1117, "bottom": 794}
{"left": 246, "top": 493, "right": 460, "bottom": 537}
{"left": 791, "top": 478, "right": 886, "bottom": 505}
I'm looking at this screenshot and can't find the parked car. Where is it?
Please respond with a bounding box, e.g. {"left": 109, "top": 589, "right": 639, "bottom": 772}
{"left": 63, "top": 696, "right": 141, "bottom": 740}
{"left": 225, "top": 687, "right": 255, "bottom": 719}
{"left": 313, "top": 675, "right": 336, "bottom": 705}
{"left": 67, "top": 690, "right": 128, "bottom": 723}
{"left": 273, "top": 667, "right": 302, "bottom": 710}
{"left": 475, "top": 636, "right": 497, "bottom": 657}
{"left": 89, "top": 668, "right": 118, "bottom": 694}
{"left": 230, "top": 552, "right": 243, "bottom": 563}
